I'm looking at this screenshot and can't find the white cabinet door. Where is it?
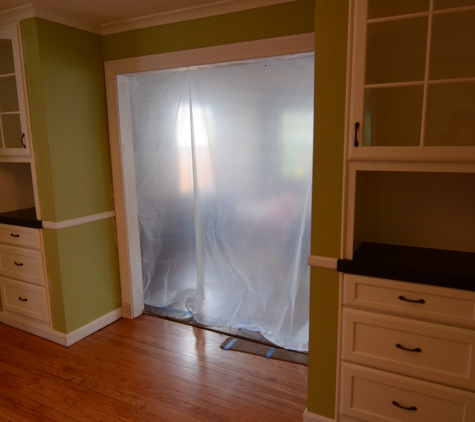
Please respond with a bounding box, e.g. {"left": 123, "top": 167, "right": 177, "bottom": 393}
{"left": 0, "top": 23, "right": 31, "bottom": 157}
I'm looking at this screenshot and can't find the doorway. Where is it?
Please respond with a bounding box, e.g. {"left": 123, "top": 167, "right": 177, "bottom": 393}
{"left": 104, "top": 34, "right": 315, "bottom": 352}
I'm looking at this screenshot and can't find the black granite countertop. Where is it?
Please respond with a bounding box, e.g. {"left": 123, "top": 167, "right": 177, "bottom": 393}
{"left": 0, "top": 207, "right": 42, "bottom": 229}
{"left": 337, "top": 242, "right": 475, "bottom": 291}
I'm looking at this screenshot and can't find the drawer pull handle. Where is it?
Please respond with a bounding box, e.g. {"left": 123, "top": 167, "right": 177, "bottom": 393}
{"left": 392, "top": 401, "right": 417, "bottom": 411}
{"left": 18, "top": 297, "right": 28, "bottom": 302}
{"left": 396, "top": 343, "right": 422, "bottom": 353}
{"left": 398, "top": 295, "right": 425, "bottom": 304}
{"left": 10, "top": 233, "right": 20, "bottom": 238}
{"left": 14, "top": 262, "right": 24, "bottom": 266}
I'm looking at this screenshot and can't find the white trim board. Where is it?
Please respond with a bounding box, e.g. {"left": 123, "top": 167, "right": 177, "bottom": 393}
{"left": 105, "top": 33, "right": 315, "bottom": 320}
{"left": 308, "top": 255, "right": 338, "bottom": 271}
{"left": 42, "top": 211, "right": 116, "bottom": 230}
{"left": 0, "top": 308, "right": 122, "bottom": 346}
{"left": 303, "top": 409, "right": 335, "bottom": 422}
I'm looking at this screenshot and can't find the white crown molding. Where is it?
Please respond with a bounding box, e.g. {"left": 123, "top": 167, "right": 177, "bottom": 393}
{"left": 1, "top": 0, "right": 296, "bottom": 35}
{"left": 0, "top": 3, "right": 102, "bottom": 34}
{"left": 101, "top": 0, "right": 297, "bottom": 35}
{"left": 0, "top": 4, "right": 35, "bottom": 26}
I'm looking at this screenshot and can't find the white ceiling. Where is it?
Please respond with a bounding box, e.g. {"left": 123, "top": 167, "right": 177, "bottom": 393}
{"left": 0, "top": 0, "right": 231, "bottom": 25}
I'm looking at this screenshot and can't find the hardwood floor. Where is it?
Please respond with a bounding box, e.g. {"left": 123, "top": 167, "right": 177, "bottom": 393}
{"left": 0, "top": 315, "right": 307, "bottom": 421}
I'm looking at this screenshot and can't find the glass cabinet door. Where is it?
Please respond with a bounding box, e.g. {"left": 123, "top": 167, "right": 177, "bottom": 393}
{"left": 0, "top": 25, "right": 30, "bottom": 157}
{"left": 350, "top": 0, "right": 475, "bottom": 157}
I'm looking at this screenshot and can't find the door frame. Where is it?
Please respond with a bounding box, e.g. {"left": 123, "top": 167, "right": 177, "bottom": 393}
{"left": 104, "top": 33, "right": 315, "bottom": 318}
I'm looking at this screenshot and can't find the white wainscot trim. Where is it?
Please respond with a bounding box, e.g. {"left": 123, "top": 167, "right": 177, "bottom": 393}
{"left": 0, "top": 308, "right": 122, "bottom": 346}
{"left": 303, "top": 409, "right": 336, "bottom": 422}
{"left": 307, "top": 255, "right": 338, "bottom": 270}
{"left": 42, "top": 210, "right": 116, "bottom": 230}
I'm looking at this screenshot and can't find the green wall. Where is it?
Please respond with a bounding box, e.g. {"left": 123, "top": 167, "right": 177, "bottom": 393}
{"left": 43, "top": 219, "right": 121, "bottom": 333}
{"left": 20, "top": 18, "right": 121, "bottom": 334}
{"left": 307, "top": 1, "right": 349, "bottom": 418}
{"left": 21, "top": 18, "right": 114, "bottom": 223}
{"left": 103, "top": 0, "right": 315, "bottom": 61}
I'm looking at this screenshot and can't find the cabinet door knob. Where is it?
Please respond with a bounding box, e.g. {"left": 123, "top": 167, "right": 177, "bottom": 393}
{"left": 21, "top": 133, "right": 26, "bottom": 148}
{"left": 398, "top": 295, "right": 425, "bottom": 304}
{"left": 18, "top": 297, "right": 28, "bottom": 302}
{"left": 392, "top": 401, "right": 417, "bottom": 411}
{"left": 396, "top": 343, "right": 422, "bottom": 353}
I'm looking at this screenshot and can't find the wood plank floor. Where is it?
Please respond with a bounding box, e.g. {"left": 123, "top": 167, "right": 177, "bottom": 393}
{"left": 0, "top": 315, "right": 307, "bottom": 421}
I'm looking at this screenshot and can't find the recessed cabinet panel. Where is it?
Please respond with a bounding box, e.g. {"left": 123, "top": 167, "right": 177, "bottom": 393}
{"left": 435, "top": 0, "right": 475, "bottom": 8}
{"left": 365, "top": 18, "right": 428, "bottom": 84}
{"left": 430, "top": 11, "right": 475, "bottom": 80}
{"left": 2, "top": 114, "right": 22, "bottom": 148}
{"left": 0, "top": 75, "right": 20, "bottom": 111}
{"left": 367, "top": 0, "right": 430, "bottom": 19}
{"left": 0, "top": 39, "right": 14, "bottom": 75}
{"left": 364, "top": 86, "right": 423, "bottom": 146}
{"left": 425, "top": 82, "right": 475, "bottom": 146}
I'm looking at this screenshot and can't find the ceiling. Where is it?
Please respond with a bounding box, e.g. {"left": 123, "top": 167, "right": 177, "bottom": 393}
{"left": 0, "top": 0, "right": 232, "bottom": 25}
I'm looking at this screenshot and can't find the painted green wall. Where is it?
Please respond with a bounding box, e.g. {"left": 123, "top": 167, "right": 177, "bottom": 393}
{"left": 103, "top": 0, "right": 315, "bottom": 61}
{"left": 43, "top": 219, "right": 121, "bottom": 333}
{"left": 307, "top": 0, "right": 349, "bottom": 418}
{"left": 20, "top": 18, "right": 121, "bottom": 334}
{"left": 21, "top": 18, "right": 114, "bottom": 223}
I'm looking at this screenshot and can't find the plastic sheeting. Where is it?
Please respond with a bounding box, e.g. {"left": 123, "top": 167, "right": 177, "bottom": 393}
{"left": 129, "top": 55, "right": 314, "bottom": 351}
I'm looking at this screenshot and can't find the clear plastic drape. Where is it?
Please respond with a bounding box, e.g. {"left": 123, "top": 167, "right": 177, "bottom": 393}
{"left": 130, "top": 55, "right": 314, "bottom": 351}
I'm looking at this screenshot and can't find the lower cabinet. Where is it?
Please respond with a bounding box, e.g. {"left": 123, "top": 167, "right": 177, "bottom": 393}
{"left": 340, "top": 274, "right": 475, "bottom": 422}
{"left": 0, "top": 223, "right": 51, "bottom": 328}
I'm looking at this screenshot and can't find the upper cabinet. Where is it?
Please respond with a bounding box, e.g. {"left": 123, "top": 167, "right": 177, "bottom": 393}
{"left": 349, "top": 0, "right": 475, "bottom": 161}
{"left": 0, "top": 23, "right": 31, "bottom": 158}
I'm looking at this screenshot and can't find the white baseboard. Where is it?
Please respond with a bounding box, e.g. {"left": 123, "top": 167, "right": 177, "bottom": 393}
{"left": 0, "top": 308, "right": 122, "bottom": 347}
{"left": 63, "top": 308, "right": 123, "bottom": 346}
{"left": 303, "top": 409, "right": 335, "bottom": 422}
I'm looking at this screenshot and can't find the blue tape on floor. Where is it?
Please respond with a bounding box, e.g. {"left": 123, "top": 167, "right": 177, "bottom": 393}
{"left": 224, "top": 338, "right": 238, "bottom": 350}
{"left": 265, "top": 347, "right": 276, "bottom": 359}
{"left": 161, "top": 307, "right": 192, "bottom": 316}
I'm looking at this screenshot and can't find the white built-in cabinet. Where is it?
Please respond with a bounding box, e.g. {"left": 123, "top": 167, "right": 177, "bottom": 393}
{"left": 338, "top": 1, "right": 475, "bottom": 421}
{"left": 0, "top": 22, "right": 49, "bottom": 335}
{"left": 0, "top": 23, "right": 31, "bottom": 157}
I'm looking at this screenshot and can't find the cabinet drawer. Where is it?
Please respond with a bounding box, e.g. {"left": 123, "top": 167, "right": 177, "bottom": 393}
{"left": 340, "top": 363, "right": 475, "bottom": 422}
{"left": 0, "top": 224, "right": 41, "bottom": 250}
{"left": 342, "top": 308, "right": 475, "bottom": 390}
{"left": 343, "top": 274, "right": 475, "bottom": 327}
{"left": 0, "top": 244, "right": 45, "bottom": 286}
{"left": 0, "top": 277, "right": 49, "bottom": 323}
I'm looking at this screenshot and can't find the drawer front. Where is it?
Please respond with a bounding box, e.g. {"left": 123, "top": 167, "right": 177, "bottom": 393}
{"left": 340, "top": 363, "right": 475, "bottom": 422}
{"left": 343, "top": 274, "right": 475, "bottom": 327}
{"left": 1, "top": 277, "right": 49, "bottom": 323}
{"left": 342, "top": 309, "right": 475, "bottom": 390}
{"left": 0, "top": 244, "right": 45, "bottom": 286}
{"left": 0, "top": 224, "right": 41, "bottom": 250}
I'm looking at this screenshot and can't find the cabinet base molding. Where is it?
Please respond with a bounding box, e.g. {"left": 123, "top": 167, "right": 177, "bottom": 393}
{"left": 302, "top": 409, "right": 335, "bottom": 422}
{"left": 0, "top": 307, "right": 122, "bottom": 346}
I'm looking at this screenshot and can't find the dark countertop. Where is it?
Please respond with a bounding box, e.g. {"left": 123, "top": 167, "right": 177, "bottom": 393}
{"left": 0, "top": 207, "right": 42, "bottom": 229}
{"left": 337, "top": 242, "right": 475, "bottom": 292}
